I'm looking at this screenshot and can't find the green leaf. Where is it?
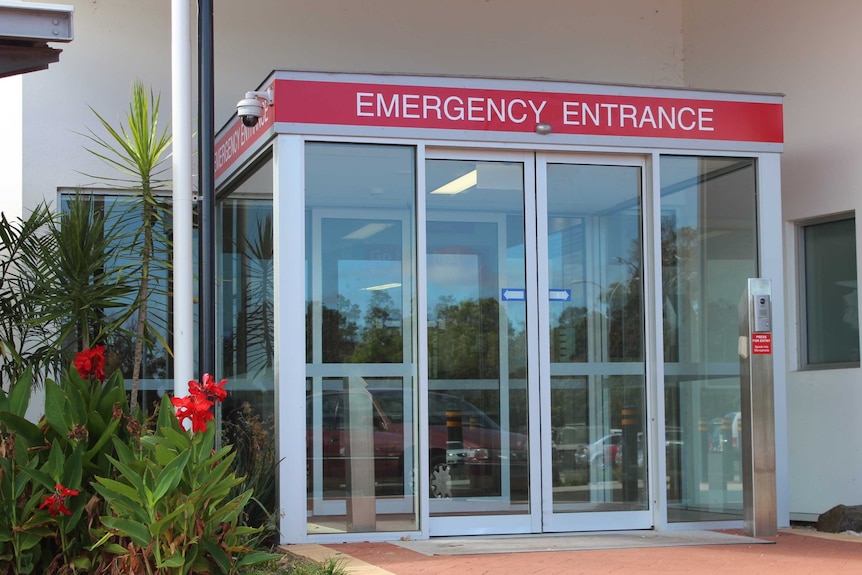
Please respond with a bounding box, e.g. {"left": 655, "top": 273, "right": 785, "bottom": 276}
{"left": 17, "top": 532, "right": 42, "bottom": 551}
{"left": 158, "top": 426, "right": 191, "bottom": 451}
{"left": 149, "top": 501, "right": 191, "bottom": 538}
{"left": 100, "top": 516, "right": 151, "bottom": 548}
{"left": 111, "top": 435, "right": 136, "bottom": 465}
{"left": 93, "top": 476, "right": 140, "bottom": 502}
{"left": 235, "top": 551, "right": 283, "bottom": 567}
{"left": 18, "top": 467, "right": 55, "bottom": 492}
{"left": 44, "top": 378, "right": 71, "bottom": 436}
{"left": 150, "top": 448, "right": 190, "bottom": 504}
{"left": 7, "top": 367, "right": 33, "bottom": 417}
{"left": 61, "top": 441, "right": 84, "bottom": 489}
{"left": 47, "top": 439, "right": 64, "bottom": 481}
{"left": 156, "top": 393, "right": 177, "bottom": 432}
{"left": 156, "top": 554, "right": 185, "bottom": 568}
{"left": 0, "top": 410, "right": 43, "bottom": 446}
{"left": 103, "top": 543, "right": 130, "bottom": 555}
{"left": 202, "top": 537, "right": 231, "bottom": 573}
{"left": 105, "top": 455, "right": 146, "bottom": 498}
{"left": 84, "top": 415, "right": 121, "bottom": 463}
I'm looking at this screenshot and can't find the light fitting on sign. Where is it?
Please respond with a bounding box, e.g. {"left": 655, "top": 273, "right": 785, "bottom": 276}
{"left": 430, "top": 169, "right": 477, "bottom": 195}
{"left": 343, "top": 223, "right": 393, "bottom": 240}
{"left": 362, "top": 283, "right": 402, "bottom": 291}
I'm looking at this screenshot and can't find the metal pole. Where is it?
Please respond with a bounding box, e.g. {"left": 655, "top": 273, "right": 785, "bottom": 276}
{"left": 171, "top": 0, "right": 193, "bottom": 398}
{"left": 198, "top": 0, "right": 215, "bottom": 379}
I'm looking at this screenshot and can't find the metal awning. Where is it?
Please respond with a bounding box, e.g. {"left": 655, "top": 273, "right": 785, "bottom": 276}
{"left": 0, "top": 1, "right": 73, "bottom": 78}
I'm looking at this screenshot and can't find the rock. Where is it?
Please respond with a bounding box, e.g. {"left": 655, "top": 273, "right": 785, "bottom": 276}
{"left": 817, "top": 504, "right": 862, "bottom": 533}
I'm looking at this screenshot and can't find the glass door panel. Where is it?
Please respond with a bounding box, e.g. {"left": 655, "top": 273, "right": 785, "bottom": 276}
{"left": 305, "top": 143, "right": 418, "bottom": 535}
{"left": 425, "top": 157, "right": 532, "bottom": 534}
{"left": 659, "top": 156, "right": 757, "bottom": 523}
{"left": 539, "top": 158, "right": 651, "bottom": 531}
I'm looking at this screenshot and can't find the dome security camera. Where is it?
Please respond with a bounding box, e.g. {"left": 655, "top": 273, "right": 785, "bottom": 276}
{"left": 237, "top": 97, "right": 264, "bottom": 127}
{"left": 236, "top": 88, "right": 273, "bottom": 128}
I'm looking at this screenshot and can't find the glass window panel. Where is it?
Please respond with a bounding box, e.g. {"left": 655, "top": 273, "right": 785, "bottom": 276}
{"left": 305, "top": 143, "right": 418, "bottom": 534}
{"left": 659, "top": 155, "right": 757, "bottom": 523}
{"left": 59, "top": 191, "right": 180, "bottom": 413}
{"left": 216, "top": 158, "right": 277, "bottom": 535}
{"left": 802, "top": 216, "right": 859, "bottom": 367}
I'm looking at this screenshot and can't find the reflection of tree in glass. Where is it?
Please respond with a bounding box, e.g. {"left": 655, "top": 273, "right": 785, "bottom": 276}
{"left": 239, "top": 217, "right": 274, "bottom": 377}
{"left": 660, "top": 221, "right": 699, "bottom": 362}
{"left": 106, "top": 316, "right": 169, "bottom": 380}
{"left": 315, "top": 296, "right": 360, "bottom": 363}
{"left": 507, "top": 320, "right": 528, "bottom": 379}
{"left": 606, "top": 248, "right": 644, "bottom": 362}
{"left": 551, "top": 306, "right": 589, "bottom": 362}
{"left": 349, "top": 290, "right": 402, "bottom": 363}
{"left": 429, "top": 296, "right": 501, "bottom": 380}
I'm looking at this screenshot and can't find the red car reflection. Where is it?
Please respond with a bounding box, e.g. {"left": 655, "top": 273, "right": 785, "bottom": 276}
{"left": 306, "top": 389, "right": 529, "bottom": 499}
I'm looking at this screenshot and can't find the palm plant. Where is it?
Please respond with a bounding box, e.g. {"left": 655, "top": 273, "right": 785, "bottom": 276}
{"left": 25, "top": 194, "right": 138, "bottom": 354}
{"left": 0, "top": 204, "right": 55, "bottom": 387}
{"left": 81, "top": 81, "right": 172, "bottom": 411}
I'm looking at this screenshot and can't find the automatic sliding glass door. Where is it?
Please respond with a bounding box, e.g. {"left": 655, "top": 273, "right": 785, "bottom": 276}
{"left": 538, "top": 156, "right": 651, "bottom": 531}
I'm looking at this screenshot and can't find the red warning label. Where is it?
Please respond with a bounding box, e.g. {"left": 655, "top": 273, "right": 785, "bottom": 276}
{"left": 752, "top": 333, "right": 772, "bottom": 355}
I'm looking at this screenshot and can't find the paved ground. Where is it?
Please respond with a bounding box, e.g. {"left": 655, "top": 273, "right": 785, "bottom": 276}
{"left": 287, "top": 528, "right": 862, "bottom": 575}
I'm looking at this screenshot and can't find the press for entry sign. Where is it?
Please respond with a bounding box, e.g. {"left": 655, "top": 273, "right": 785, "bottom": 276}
{"left": 751, "top": 333, "right": 772, "bottom": 355}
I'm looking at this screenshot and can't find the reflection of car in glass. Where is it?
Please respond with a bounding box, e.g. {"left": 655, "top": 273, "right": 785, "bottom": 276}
{"left": 552, "top": 427, "right": 622, "bottom": 470}
{"left": 587, "top": 431, "right": 622, "bottom": 469}
{"left": 306, "top": 389, "right": 528, "bottom": 499}
{"left": 707, "top": 412, "right": 741, "bottom": 453}
{"left": 552, "top": 425, "right": 590, "bottom": 469}
{"left": 614, "top": 427, "right": 682, "bottom": 468}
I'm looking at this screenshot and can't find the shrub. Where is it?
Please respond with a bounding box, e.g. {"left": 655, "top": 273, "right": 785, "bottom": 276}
{"left": 0, "top": 347, "right": 277, "bottom": 574}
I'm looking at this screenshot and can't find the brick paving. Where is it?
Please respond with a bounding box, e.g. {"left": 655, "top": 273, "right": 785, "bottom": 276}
{"left": 296, "top": 529, "right": 862, "bottom": 575}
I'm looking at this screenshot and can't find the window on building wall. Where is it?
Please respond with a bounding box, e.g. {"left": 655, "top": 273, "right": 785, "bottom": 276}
{"left": 799, "top": 214, "right": 859, "bottom": 369}
{"left": 59, "top": 189, "right": 193, "bottom": 410}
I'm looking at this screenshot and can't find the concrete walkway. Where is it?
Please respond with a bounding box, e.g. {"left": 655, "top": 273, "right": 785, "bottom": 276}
{"left": 286, "top": 529, "right": 862, "bottom": 575}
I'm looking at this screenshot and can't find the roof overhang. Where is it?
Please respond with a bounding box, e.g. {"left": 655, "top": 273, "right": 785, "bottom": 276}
{"left": 0, "top": 1, "right": 73, "bottom": 78}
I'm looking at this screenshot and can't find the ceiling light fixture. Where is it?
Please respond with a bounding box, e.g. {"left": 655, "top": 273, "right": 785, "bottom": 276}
{"left": 430, "top": 169, "right": 477, "bottom": 195}
{"left": 343, "top": 222, "right": 393, "bottom": 240}
{"left": 362, "top": 282, "right": 402, "bottom": 291}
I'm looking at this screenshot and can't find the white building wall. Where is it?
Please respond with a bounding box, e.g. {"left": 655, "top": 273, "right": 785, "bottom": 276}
{"left": 0, "top": 76, "right": 22, "bottom": 219}
{"left": 20, "top": 0, "right": 173, "bottom": 212}
{"left": 683, "top": 0, "right": 862, "bottom": 521}
{"left": 17, "top": 0, "right": 684, "bottom": 213}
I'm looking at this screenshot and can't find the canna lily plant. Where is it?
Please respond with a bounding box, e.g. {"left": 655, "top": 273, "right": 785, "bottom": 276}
{"left": 90, "top": 372, "right": 278, "bottom": 574}
{"left": 0, "top": 345, "right": 276, "bottom": 574}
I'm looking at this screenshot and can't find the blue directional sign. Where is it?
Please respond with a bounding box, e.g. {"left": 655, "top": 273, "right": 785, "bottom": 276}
{"left": 501, "top": 288, "right": 526, "bottom": 301}
{"left": 549, "top": 289, "right": 571, "bottom": 302}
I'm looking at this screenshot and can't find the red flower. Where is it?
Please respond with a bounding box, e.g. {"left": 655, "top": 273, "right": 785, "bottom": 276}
{"left": 172, "top": 374, "right": 228, "bottom": 433}
{"left": 189, "top": 373, "right": 227, "bottom": 403}
{"left": 72, "top": 345, "right": 106, "bottom": 382}
{"left": 171, "top": 392, "right": 214, "bottom": 433}
{"left": 39, "top": 483, "right": 79, "bottom": 517}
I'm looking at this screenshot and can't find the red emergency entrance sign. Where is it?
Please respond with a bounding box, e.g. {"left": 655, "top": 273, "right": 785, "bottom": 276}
{"left": 751, "top": 333, "right": 772, "bottom": 355}
{"left": 214, "top": 73, "right": 783, "bottom": 182}
{"left": 271, "top": 78, "right": 783, "bottom": 143}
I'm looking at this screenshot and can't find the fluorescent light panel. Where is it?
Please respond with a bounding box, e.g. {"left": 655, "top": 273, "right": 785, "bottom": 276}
{"left": 362, "top": 282, "right": 402, "bottom": 291}
{"left": 430, "top": 169, "right": 477, "bottom": 195}
{"left": 343, "top": 222, "right": 392, "bottom": 240}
